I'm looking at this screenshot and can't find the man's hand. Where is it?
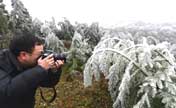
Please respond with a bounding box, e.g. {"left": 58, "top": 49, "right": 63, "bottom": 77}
{"left": 37, "top": 54, "right": 55, "bottom": 70}
{"left": 50, "top": 60, "right": 64, "bottom": 71}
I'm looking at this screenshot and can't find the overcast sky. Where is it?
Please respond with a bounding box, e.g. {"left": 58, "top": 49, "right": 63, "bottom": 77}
{"left": 4, "top": 0, "right": 176, "bottom": 27}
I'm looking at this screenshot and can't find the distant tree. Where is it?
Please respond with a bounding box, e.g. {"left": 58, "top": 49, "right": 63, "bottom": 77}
{"left": 40, "top": 18, "right": 58, "bottom": 37}
{"left": 32, "top": 18, "right": 43, "bottom": 36}
{"left": 56, "top": 18, "right": 75, "bottom": 40}
{"left": 76, "top": 22, "right": 104, "bottom": 47}
{"left": 9, "top": 0, "right": 33, "bottom": 33}
{"left": 0, "top": 0, "right": 9, "bottom": 36}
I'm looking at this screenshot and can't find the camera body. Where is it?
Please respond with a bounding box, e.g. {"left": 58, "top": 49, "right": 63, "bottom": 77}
{"left": 41, "top": 50, "right": 66, "bottom": 63}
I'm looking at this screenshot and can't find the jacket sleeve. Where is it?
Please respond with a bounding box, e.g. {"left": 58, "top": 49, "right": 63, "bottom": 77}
{"left": 39, "top": 68, "right": 62, "bottom": 87}
{"left": 0, "top": 65, "right": 47, "bottom": 100}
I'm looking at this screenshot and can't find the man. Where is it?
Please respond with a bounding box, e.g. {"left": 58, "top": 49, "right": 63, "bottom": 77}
{"left": 0, "top": 32, "right": 64, "bottom": 108}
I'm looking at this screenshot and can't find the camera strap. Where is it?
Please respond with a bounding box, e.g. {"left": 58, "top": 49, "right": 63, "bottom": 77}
{"left": 39, "top": 86, "right": 57, "bottom": 104}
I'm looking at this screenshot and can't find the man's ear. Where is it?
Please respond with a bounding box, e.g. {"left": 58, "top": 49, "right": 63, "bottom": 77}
{"left": 19, "top": 51, "right": 28, "bottom": 60}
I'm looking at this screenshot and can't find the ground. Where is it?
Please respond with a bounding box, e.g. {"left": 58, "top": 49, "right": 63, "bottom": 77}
{"left": 35, "top": 72, "right": 113, "bottom": 108}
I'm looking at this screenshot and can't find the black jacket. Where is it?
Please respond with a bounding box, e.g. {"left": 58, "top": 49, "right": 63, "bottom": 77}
{"left": 0, "top": 49, "right": 62, "bottom": 108}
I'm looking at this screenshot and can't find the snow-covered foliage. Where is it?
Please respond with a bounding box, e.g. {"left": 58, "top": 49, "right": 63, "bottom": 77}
{"left": 75, "top": 22, "right": 104, "bottom": 50}
{"left": 84, "top": 33, "right": 176, "bottom": 108}
{"left": 45, "top": 32, "right": 66, "bottom": 53}
{"left": 59, "top": 22, "right": 104, "bottom": 72}
{"left": 110, "top": 22, "right": 176, "bottom": 57}
{"left": 57, "top": 18, "right": 75, "bottom": 40}
{"left": 32, "top": 18, "right": 43, "bottom": 36}
{"left": 10, "top": 0, "right": 33, "bottom": 32}
{"left": 66, "top": 22, "right": 104, "bottom": 63}
{"left": 68, "top": 31, "right": 92, "bottom": 62}
{"left": 0, "top": 0, "right": 9, "bottom": 35}
{"left": 41, "top": 19, "right": 66, "bottom": 53}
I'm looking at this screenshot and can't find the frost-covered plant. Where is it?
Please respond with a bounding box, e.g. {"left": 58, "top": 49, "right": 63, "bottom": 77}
{"left": 0, "top": 0, "right": 9, "bottom": 35}
{"left": 56, "top": 18, "right": 75, "bottom": 40}
{"left": 84, "top": 34, "right": 176, "bottom": 108}
{"left": 76, "top": 22, "right": 104, "bottom": 48}
{"left": 108, "top": 22, "right": 176, "bottom": 57}
{"left": 10, "top": 0, "right": 33, "bottom": 32}
{"left": 45, "top": 32, "right": 66, "bottom": 53}
{"left": 64, "top": 22, "right": 104, "bottom": 72}
{"left": 65, "top": 31, "right": 92, "bottom": 72}
{"left": 41, "top": 20, "right": 66, "bottom": 53}
{"left": 32, "top": 18, "right": 43, "bottom": 36}
{"left": 70, "top": 31, "right": 92, "bottom": 56}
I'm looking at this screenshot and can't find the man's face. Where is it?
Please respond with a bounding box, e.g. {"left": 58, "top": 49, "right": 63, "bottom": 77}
{"left": 20, "top": 45, "right": 44, "bottom": 68}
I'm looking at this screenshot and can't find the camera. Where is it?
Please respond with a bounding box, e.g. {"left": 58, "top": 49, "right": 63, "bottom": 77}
{"left": 41, "top": 50, "right": 66, "bottom": 63}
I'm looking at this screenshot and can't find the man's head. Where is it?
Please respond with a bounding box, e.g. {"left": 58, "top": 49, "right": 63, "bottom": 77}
{"left": 9, "top": 32, "right": 45, "bottom": 68}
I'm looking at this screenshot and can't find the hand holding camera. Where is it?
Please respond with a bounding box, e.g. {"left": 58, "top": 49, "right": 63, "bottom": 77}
{"left": 37, "top": 50, "right": 66, "bottom": 70}
{"left": 38, "top": 54, "right": 55, "bottom": 70}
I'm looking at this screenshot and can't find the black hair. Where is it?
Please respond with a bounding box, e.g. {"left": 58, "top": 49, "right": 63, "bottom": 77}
{"left": 9, "top": 31, "right": 45, "bottom": 56}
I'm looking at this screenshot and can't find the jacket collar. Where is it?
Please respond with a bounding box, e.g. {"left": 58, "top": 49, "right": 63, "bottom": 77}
{"left": 0, "top": 49, "right": 23, "bottom": 73}
{"left": 8, "top": 50, "right": 23, "bottom": 72}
